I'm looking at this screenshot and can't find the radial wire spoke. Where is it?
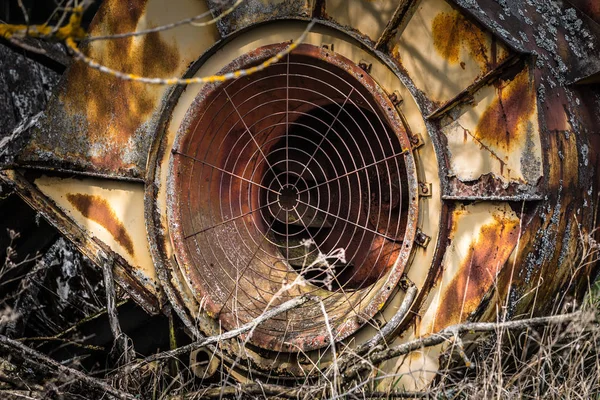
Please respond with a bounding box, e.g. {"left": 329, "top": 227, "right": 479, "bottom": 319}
{"left": 224, "top": 88, "right": 284, "bottom": 189}
{"left": 297, "top": 150, "right": 408, "bottom": 195}
{"left": 173, "top": 150, "right": 280, "bottom": 195}
{"left": 296, "top": 199, "right": 400, "bottom": 242}
{"left": 293, "top": 87, "right": 355, "bottom": 187}
{"left": 217, "top": 208, "right": 284, "bottom": 315}
{"left": 184, "top": 200, "right": 279, "bottom": 239}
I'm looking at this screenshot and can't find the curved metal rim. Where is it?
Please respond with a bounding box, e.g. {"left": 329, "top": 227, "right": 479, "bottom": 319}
{"left": 165, "top": 42, "right": 419, "bottom": 353}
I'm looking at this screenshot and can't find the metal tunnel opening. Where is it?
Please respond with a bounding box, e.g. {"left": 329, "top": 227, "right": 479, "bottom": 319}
{"left": 261, "top": 102, "right": 409, "bottom": 291}
{"left": 168, "top": 44, "right": 417, "bottom": 351}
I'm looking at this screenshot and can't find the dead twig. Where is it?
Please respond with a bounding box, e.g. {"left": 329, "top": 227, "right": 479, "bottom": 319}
{"left": 333, "top": 279, "right": 417, "bottom": 380}
{"left": 123, "top": 295, "right": 311, "bottom": 375}
{"left": 344, "top": 311, "right": 586, "bottom": 381}
{"left": 0, "top": 334, "right": 136, "bottom": 400}
{"left": 172, "top": 382, "right": 313, "bottom": 399}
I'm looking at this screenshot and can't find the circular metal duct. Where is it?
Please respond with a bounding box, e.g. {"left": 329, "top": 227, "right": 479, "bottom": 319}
{"left": 168, "top": 44, "right": 417, "bottom": 351}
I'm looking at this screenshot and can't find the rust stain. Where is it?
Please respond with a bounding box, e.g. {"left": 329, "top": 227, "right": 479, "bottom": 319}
{"left": 474, "top": 69, "right": 535, "bottom": 150}
{"left": 66, "top": 193, "right": 135, "bottom": 257}
{"left": 433, "top": 213, "right": 519, "bottom": 332}
{"left": 62, "top": 0, "right": 180, "bottom": 172}
{"left": 432, "top": 10, "right": 491, "bottom": 69}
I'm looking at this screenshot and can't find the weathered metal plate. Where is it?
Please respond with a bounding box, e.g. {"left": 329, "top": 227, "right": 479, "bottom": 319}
{"left": 14, "top": 0, "right": 220, "bottom": 180}
{"left": 378, "top": 201, "right": 520, "bottom": 390}
{"left": 0, "top": 170, "right": 159, "bottom": 313}
{"left": 388, "top": 0, "right": 512, "bottom": 105}
{"left": 440, "top": 66, "right": 543, "bottom": 199}
{"left": 33, "top": 176, "right": 159, "bottom": 296}
{"left": 449, "top": 0, "right": 600, "bottom": 83}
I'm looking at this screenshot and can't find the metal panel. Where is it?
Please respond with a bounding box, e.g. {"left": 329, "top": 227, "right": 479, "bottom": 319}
{"left": 440, "top": 66, "right": 543, "bottom": 199}
{"left": 33, "top": 176, "right": 158, "bottom": 298}
{"left": 388, "top": 0, "right": 511, "bottom": 104}
{"left": 15, "top": 0, "right": 220, "bottom": 180}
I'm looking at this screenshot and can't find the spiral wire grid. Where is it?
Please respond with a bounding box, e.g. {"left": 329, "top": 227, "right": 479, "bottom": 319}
{"left": 170, "top": 46, "right": 414, "bottom": 351}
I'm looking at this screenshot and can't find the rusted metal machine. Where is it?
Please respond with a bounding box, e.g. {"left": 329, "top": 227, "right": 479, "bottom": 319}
{"left": 2, "top": 0, "right": 600, "bottom": 389}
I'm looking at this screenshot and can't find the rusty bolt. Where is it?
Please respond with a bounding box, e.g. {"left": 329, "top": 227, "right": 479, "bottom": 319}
{"left": 414, "top": 229, "right": 431, "bottom": 248}
{"left": 358, "top": 60, "right": 372, "bottom": 73}
{"left": 409, "top": 133, "right": 424, "bottom": 149}
{"left": 389, "top": 90, "right": 403, "bottom": 107}
{"left": 419, "top": 182, "right": 432, "bottom": 197}
{"left": 297, "top": 353, "right": 309, "bottom": 363}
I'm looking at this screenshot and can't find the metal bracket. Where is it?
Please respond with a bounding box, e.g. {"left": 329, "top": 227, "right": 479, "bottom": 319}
{"left": 388, "top": 90, "right": 404, "bottom": 107}
{"left": 418, "top": 182, "right": 432, "bottom": 197}
{"left": 409, "top": 132, "right": 424, "bottom": 149}
{"left": 414, "top": 229, "right": 431, "bottom": 248}
{"left": 358, "top": 60, "right": 372, "bottom": 73}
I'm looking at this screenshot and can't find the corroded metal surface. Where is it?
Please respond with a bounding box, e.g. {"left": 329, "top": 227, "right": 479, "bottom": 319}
{"left": 2, "top": 0, "right": 600, "bottom": 389}
{"left": 168, "top": 43, "right": 419, "bottom": 352}
{"left": 0, "top": 170, "right": 159, "bottom": 314}
{"left": 12, "top": 0, "right": 220, "bottom": 180}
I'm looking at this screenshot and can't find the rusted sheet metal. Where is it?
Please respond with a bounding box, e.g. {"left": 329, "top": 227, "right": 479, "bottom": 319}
{"left": 426, "top": 202, "right": 520, "bottom": 333}
{"left": 377, "top": 202, "right": 520, "bottom": 391}
{"left": 0, "top": 170, "right": 159, "bottom": 314}
{"left": 2, "top": 0, "right": 594, "bottom": 386}
{"left": 568, "top": 0, "right": 600, "bottom": 24}
{"left": 439, "top": 66, "right": 544, "bottom": 199}
{"left": 484, "top": 88, "right": 590, "bottom": 321}
{"left": 210, "top": 0, "right": 313, "bottom": 38}
{"left": 386, "top": 0, "right": 512, "bottom": 105}
{"left": 32, "top": 175, "right": 159, "bottom": 299}
{"left": 13, "top": 0, "right": 219, "bottom": 180}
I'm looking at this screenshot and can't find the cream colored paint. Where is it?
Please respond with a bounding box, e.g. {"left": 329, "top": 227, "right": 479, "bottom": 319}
{"left": 326, "top": 0, "right": 400, "bottom": 42}
{"left": 442, "top": 75, "right": 542, "bottom": 185}
{"left": 85, "top": 0, "right": 218, "bottom": 127}
{"left": 421, "top": 202, "right": 519, "bottom": 333}
{"left": 141, "top": 0, "right": 220, "bottom": 68}
{"left": 393, "top": 0, "right": 509, "bottom": 103}
{"left": 34, "top": 176, "right": 158, "bottom": 294}
{"left": 381, "top": 202, "right": 520, "bottom": 390}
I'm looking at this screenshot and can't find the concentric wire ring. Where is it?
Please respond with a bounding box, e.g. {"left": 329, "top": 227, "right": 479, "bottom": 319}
{"left": 168, "top": 43, "right": 418, "bottom": 352}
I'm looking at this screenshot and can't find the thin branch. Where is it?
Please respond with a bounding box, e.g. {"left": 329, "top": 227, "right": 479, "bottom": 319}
{"left": 173, "top": 382, "right": 315, "bottom": 399}
{"left": 343, "top": 311, "right": 586, "bottom": 381}
{"left": 125, "top": 295, "right": 310, "bottom": 374}
{"left": 64, "top": 20, "right": 316, "bottom": 85}
{"left": 0, "top": 335, "right": 135, "bottom": 400}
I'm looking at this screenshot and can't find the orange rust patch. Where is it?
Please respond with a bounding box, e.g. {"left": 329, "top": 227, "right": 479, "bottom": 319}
{"left": 432, "top": 11, "right": 491, "bottom": 69}
{"left": 475, "top": 69, "right": 536, "bottom": 150}
{"left": 433, "top": 213, "right": 519, "bottom": 332}
{"left": 67, "top": 193, "right": 135, "bottom": 257}
{"left": 62, "top": 0, "right": 180, "bottom": 172}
